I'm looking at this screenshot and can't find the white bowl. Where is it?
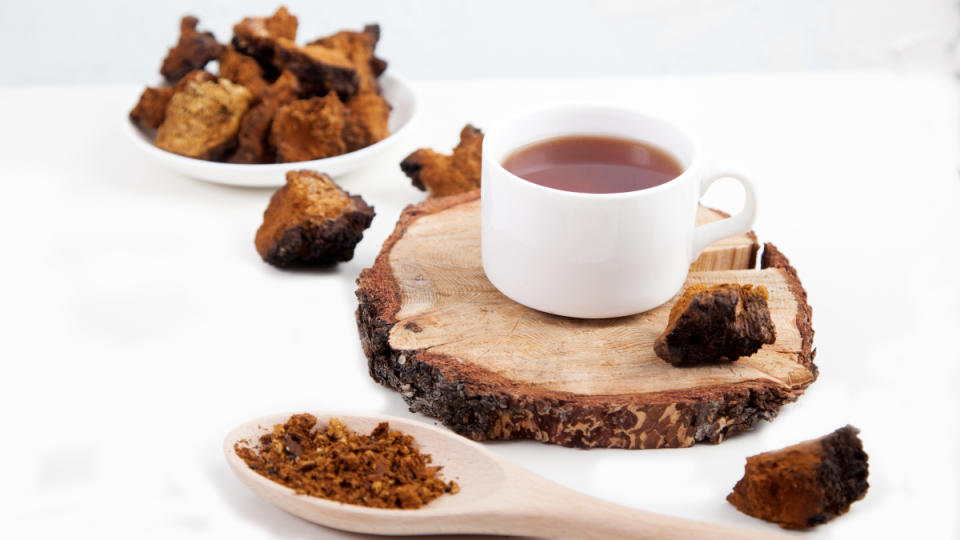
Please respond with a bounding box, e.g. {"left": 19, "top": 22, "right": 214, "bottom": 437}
{"left": 125, "top": 72, "right": 418, "bottom": 187}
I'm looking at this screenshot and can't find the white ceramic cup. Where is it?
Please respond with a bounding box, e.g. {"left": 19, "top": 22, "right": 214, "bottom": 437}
{"left": 481, "top": 105, "right": 757, "bottom": 318}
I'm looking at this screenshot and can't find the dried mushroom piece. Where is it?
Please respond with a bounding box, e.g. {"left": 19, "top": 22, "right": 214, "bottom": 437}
{"left": 262, "top": 68, "right": 300, "bottom": 104}
{"left": 160, "top": 16, "right": 225, "bottom": 83}
{"left": 227, "top": 70, "right": 300, "bottom": 164}
{"left": 400, "top": 125, "right": 484, "bottom": 198}
{"left": 254, "top": 170, "right": 375, "bottom": 267}
{"left": 155, "top": 78, "right": 253, "bottom": 160}
{"left": 228, "top": 103, "right": 277, "bottom": 164}
{"left": 218, "top": 45, "right": 268, "bottom": 99}
{"left": 173, "top": 69, "right": 217, "bottom": 91}
{"left": 129, "top": 87, "right": 174, "bottom": 129}
{"left": 131, "top": 70, "right": 216, "bottom": 130}
{"left": 654, "top": 283, "right": 776, "bottom": 366}
{"left": 309, "top": 24, "right": 384, "bottom": 94}
{"left": 728, "top": 426, "right": 869, "bottom": 529}
{"left": 270, "top": 93, "right": 348, "bottom": 162}
{"left": 365, "top": 25, "right": 388, "bottom": 76}
{"left": 343, "top": 91, "right": 391, "bottom": 152}
{"left": 274, "top": 38, "right": 359, "bottom": 98}
{"left": 231, "top": 6, "right": 298, "bottom": 65}
{"left": 370, "top": 54, "right": 388, "bottom": 78}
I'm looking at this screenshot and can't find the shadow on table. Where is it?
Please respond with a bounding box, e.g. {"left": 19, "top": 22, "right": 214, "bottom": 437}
{"left": 206, "top": 459, "right": 532, "bottom": 539}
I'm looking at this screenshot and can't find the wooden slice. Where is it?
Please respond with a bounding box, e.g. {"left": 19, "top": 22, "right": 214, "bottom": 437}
{"left": 356, "top": 190, "right": 816, "bottom": 449}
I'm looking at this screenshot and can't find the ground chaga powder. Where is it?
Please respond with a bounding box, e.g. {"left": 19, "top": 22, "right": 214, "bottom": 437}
{"left": 235, "top": 414, "right": 459, "bottom": 509}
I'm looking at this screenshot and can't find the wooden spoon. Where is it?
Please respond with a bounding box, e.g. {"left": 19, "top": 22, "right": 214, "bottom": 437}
{"left": 224, "top": 412, "right": 791, "bottom": 539}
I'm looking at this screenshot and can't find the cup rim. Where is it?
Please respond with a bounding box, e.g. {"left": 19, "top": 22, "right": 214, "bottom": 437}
{"left": 483, "top": 103, "right": 702, "bottom": 199}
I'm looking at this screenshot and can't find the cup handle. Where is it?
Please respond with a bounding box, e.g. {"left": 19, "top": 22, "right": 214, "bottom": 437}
{"left": 691, "top": 165, "right": 758, "bottom": 263}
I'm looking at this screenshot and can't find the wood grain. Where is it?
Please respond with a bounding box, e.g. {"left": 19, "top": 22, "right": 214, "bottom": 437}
{"left": 356, "top": 190, "right": 816, "bottom": 449}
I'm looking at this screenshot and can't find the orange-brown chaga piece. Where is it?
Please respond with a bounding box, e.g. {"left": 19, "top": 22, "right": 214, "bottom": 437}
{"left": 131, "top": 71, "right": 216, "bottom": 130}
{"left": 309, "top": 24, "right": 385, "bottom": 94}
{"left": 255, "top": 170, "right": 375, "bottom": 267}
{"left": 228, "top": 103, "right": 277, "bottom": 164}
{"left": 155, "top": 78, "right": 253, "bottom": 160}
{"left": 365, "top": 24, "right": 388, "bottom": 78}
{"left": 262, "top": 69, "right": 300, "bottom": 104}
{"left": 228, "top": 70, "right": 300, "bottom": 164}
{"left": 343, "top": 91, "right": 391, "bottom": 152}
{"left": 218, "top": 45, "right": 268, "bottom": 99}
{"left": 274, "top": 38, "right": 359, "bottom": 99}
{"left": 370, "top": 54, "right": 388, "bottom": 79}
{"left": 728, "top": 426, "right": 869, "bottom": 529}
{"left": 129, "top": 87, "right": 174, "bottom": 129}
{"left": 400, "top": 125, "right": 484, "bottom": 198}
{"left": 654, "top": 283, "right": 775, "bottom": 366}
{"left": 270, "top": 93, "right": 348, "bottom": 162}
{"left": 231, "top": 7, "right": 298, "bottom": 65}
{"left": 160, "top": 16, "right": 225, "bottom": 83}
{"left": 173, "top": 69, "right": 217, "bottom": 91}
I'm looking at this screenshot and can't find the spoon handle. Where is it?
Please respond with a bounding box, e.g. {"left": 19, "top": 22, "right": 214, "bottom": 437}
{"left": 484, "top": 466, "right": 793, "bottom": 540}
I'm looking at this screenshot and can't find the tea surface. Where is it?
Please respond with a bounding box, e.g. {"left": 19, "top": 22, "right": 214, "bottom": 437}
{"left": 502, "top": 135, "right": 682, "bottom": 194}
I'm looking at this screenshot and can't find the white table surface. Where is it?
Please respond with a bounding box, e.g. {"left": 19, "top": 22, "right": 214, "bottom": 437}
{"left": 1, "top": 71, "right": 958, "bottom": 539}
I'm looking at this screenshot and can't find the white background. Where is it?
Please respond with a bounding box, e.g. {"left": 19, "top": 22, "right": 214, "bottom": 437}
{"left": 1, "top": 2, "right": 959, "bottom": 540}
{"left": 3, "top": 72, "right": 959, "bottom": 539}
{"left": 0, "top": 0, "right": 958, "bottom": 83}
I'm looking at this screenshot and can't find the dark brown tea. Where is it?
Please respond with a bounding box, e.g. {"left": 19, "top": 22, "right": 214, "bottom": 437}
{"left": 502, "top": 135, "right": 683, "bottom": 194}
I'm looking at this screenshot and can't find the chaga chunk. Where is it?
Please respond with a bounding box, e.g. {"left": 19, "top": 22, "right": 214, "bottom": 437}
{"left": 129, "top": 72, "right": 212, "bottom": 129}
{"left": 654, "top": 283, "right": 775, "bottom": 366}
{"left": 232, "top": 7, "right": 298, "bottom": 65}
{"left": 309, "top": 24, "right": 384, "bottom": 94}
{"left": 155, "top": 78, "right": 253, "bottom": 160}
{"left": 228, "top": 102, "right": 277, "bottom": 164}
{"left": 172, "top": 69, "right": 216, "bottom": 92}
{"left": 228, "top": 71, "right": 300, "bottom": 164}
{"left": 270, "top": 93, "right": 348, "bottom": 162}
{"left": 343, "top": 91, "right": 391, "bottom": 151}
{"left": 365, "top": 24, "right": 388, "bottom": 77}
{"left": 274, "top": 38, "right": 358, "bottom": 99}
{"left": 255, "top": 170, "right": 375, "bottom": 267}
{"left": 129, "top": 70, "right": 216, "bottom": 131}
{"left": 262, "top": 69, "right": 300, "bottom": 104}
{"left": 218, "top": 45, "right": 268, "bottom": 99}
{"left": 728, "top": 426, "right": 869, "bottom": 529}
{"left": 130, "top": 87, "right": 174, "bottom": 129}
{"left": 370, "top": 55, "right": 388, "bottom": 78}
{"left": 400, "top": 125, "right": 484, "bottom": 197}
{"left": 160, "top": 16, "right": 225, "bottom": 83}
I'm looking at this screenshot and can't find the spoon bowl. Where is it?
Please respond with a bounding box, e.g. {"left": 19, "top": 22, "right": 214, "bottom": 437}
{"left": 225, "top": 412, "right": 792, "bottom": 539}
{"left": 225, "top": 412, "right": 507, "bottom": 534}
